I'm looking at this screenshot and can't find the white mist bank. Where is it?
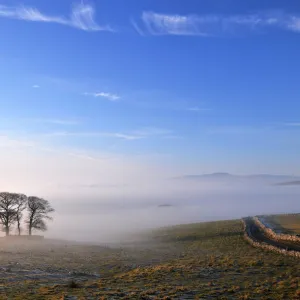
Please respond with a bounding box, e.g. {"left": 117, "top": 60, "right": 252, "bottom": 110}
{"left": 0, "top": 142, "right": 299, "bottom": 243}
{"left": 46, "top": 185, "right": 300, "bottom": 243}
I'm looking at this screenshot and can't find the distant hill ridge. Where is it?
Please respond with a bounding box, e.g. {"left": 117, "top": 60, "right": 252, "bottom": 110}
{"left": 172, "top": 173, "right": 300, "bottom": 185}
{"left": 275, "top": 181, "right": 300, "bottom": 186}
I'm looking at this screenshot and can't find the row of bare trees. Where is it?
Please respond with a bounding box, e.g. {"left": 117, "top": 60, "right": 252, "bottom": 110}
{"left": 0, "top": 192, "right": 54, "bottom": 236}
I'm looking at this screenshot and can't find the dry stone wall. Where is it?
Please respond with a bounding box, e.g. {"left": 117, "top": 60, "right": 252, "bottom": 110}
{"left": 254, "top": 217, "right": 300, "bottom": 243}
{"left": 242, "top": 219, "right": 300, "bottom": 258}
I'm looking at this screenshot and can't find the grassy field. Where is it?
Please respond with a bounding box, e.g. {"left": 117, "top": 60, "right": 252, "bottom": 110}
{"left": 0, "top": 219, "right": 299, "bottom": 299}
{"left": 265, "top": 214, "right": 300, "bottom": 234}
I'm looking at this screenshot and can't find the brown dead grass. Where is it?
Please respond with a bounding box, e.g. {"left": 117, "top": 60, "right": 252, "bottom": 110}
{"left": 0, "top": 219, "right": 299, "bottom": 299}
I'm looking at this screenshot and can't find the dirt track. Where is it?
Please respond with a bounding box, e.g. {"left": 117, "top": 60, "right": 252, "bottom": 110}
{"left": 244, "top": 218, "right": 300, "bottom": 252}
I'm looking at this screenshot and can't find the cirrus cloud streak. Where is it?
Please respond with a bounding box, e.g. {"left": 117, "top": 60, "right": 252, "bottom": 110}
{"left": 0, "top": 2, "right": 113, "bottom": 32}
{"left": 133, "top": 11, "right": 300, "bottom": 36}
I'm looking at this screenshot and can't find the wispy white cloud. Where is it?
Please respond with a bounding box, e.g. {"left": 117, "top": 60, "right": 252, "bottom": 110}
{"left": 46, "top": 127, "right": 175, "bottom": 141}
{"left": 186, "top": 107, "right": 211, "bottom": 112}
{"left": 130, "top": 18, "right": 146, "bottom": 36}
{"left": 132, "top": 127, "right": 172, "bottom": 137}
{"left": 110, "top": 133, "right": 142, "bottom": 141}
{"left": 187, "top": 107, "right": 201, "bottom": 112}
{"left": 133, "top": 11, "right": 300, "bottom": 36}
{"left": 46, "top": 131, "right": 143, "bottom": 141}
{"left": 84, "top": 92, "right": 120, "bottom": 101}
{"left": 0, "top": 2, "right": 113, "bottom": 32}
{"left": 32, "top": 119, "right": 79, "bottom": 126}
{"left": 284, "top": 122, "right": 300, "bottom": 127}
{"left": 286, "top": 16, "right": 300, "bottom": 32}
{"left": 206, "top": 125, "right": 270, "bottom": 135}
{"left": 0, "top": 135, "right": 35, "bottom": 149}
{"left": 32, "top": 84, "right": 40, "bottom": 88}
{"left": 139, "top": 12, "right": 209, "bottom": 36}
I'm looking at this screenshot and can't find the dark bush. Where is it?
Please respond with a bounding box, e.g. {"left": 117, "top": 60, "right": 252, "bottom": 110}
{"left": 67, "top": 280, "right": 80, "bottom": 289}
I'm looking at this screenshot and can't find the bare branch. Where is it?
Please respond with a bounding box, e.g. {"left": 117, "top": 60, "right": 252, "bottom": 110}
{"left": 0, "top": 192, "right": 18, "bottom": 236}
{"left": 26, "top": 196, "right": 54, "bottom": 235}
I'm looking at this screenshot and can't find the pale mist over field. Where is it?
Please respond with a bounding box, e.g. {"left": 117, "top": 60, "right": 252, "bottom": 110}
{"left": 1, "top": 140, "right": 299, "bottom": 243}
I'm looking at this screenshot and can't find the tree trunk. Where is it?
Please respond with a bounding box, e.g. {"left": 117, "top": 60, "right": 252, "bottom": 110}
{"left": 29, "top": 226, "right": 32, "bottom": 236}
{"left": 5, "top": 226, "right": 9, "bottom": 236}
{"left": 17, "top": 224, "right": 21, "bottom": 235}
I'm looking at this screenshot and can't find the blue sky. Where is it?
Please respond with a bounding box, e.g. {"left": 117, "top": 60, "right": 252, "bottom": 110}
{"left": 1, "top": 0, "right": 300, "bottom": 180}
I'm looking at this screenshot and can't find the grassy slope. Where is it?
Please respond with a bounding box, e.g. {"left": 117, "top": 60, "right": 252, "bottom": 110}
{"left": 266, "top": 214, "right": 300, "bottom": 234}
{"left": 1, "top": 220, "right": 300, "bottom": 299}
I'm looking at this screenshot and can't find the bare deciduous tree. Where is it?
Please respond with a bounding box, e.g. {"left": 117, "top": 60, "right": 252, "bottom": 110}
{"left": 14, "top": 194, "right": 27, "bottom": 235}
{"left": 26, "top": 197, "right": 54, "bottom": 235}
{"left": 0, "top": 192, "right": 17, "bottom": 236}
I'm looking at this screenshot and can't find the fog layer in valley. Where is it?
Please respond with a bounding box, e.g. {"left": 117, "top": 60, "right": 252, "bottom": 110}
{"left": 51, "top": 184, "right": 300, "bottom": 243}
{"left": 1, "top": 142, "right": 299, "bottom": 243}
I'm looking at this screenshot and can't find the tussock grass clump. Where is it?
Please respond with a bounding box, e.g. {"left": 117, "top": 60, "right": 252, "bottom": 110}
{"left": 67, "top": 280, "right": 80, "bottom": 289}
